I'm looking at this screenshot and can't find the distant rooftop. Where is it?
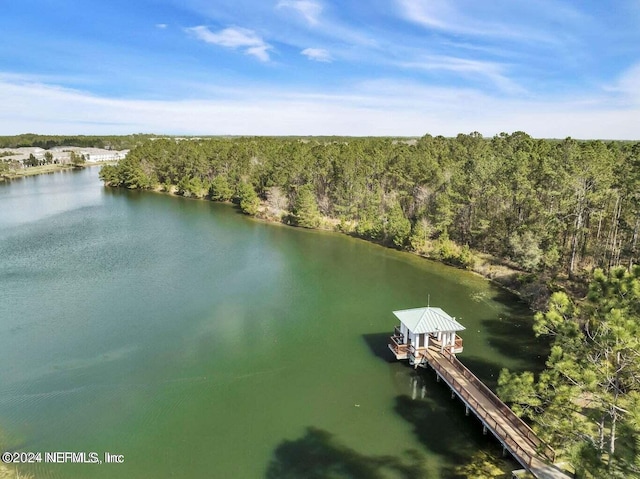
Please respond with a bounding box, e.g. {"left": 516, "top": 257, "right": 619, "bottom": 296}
{"left": 393, "top": 307, "right": 465, "bottom": 334}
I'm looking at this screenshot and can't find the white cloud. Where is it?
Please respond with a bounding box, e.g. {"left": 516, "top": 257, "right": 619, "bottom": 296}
{"left": 399, "top": 56, "right": 523, "bottom": 94}
{"left": 608, "top": 62, "right": 640, "bottom": 105}
{"left": 0, "top": 76, "right": 638, "bottom": 139}
{"left": 186, "top": 26, "right": 272, "bottom": 61}
{"left": 301, "top": 48, "right": 332, "bottom": 62}
{"left": 155, "top": 23, "right": 168, "bottom": 29}
{"left": 277, "top": 0, "right": 323, "bottom": 25}
{"left": 397, "top": 0, "right": 453, "bottom": 30}
{"left": 245, "top": 46, "right": 271, "bottom": 62}
{"left": 395, "top": 0, "right": 569, "bottom": 44}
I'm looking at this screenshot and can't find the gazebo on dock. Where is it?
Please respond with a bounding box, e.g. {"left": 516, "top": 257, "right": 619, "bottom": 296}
{"left": 388, "top": 307, "right": 465, "bottom": 364}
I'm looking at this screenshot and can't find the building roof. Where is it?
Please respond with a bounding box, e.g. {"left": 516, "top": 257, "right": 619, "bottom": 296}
{"left": 393, "top": 307, "right": 465, "bottom": 334}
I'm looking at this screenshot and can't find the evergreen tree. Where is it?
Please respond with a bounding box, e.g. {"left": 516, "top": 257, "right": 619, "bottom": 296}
{"left": 385, "top": 201, "right": 411, "bottom": 247}
{"left": 209, "top": 176, "right": 233, "bottom": 201}
{"left": 293, "top": 184, "right": 321, "bottom": 228}
{"left": 236, "top": 182, "right": 260, "bottom": 215}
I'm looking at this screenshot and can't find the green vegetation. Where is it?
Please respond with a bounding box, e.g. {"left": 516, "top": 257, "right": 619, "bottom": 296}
{"left": 209, "top": 175, "right": 233, "bottom": 201}
{"left": 454, "top": 450, "right": 512, "bottom": 478}
{"left": 1, "top": 163, "right": 74, "bottom": 179}
{"left": 499, "top": 266, "right": 640, "bottom": 477}
{"left": 236, "top": 181, "right": 260, "bottom": 215}
{"left": 98, "top": 133, "right": 640, "bottom": 279}
{"left": 293, "top": 184, "right": 321, "bottom": 228}
{"left": 69, "top": 151, "right": 86, "bottom": 167}
{"left": 0, "top": 133, "right": 153, "bottom": 150}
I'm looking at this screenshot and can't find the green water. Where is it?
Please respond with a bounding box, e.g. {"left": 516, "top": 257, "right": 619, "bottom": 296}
{"left": 0, "top": 168, "right": 546, "bottom": 478}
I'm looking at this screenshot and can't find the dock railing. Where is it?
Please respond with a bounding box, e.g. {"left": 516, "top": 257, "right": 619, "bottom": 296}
{"left": 426, "top": 349, "right": 536, "bottom": 468}
{"left": 394, "top": 326, "right": 404, "bottom": 340}
{"left": 442, "top": 350, "right": 555, "bottom": 463}
{"left": 388, "top": 336, "right": 408, "bottom": 356}
{"left": 429, "top": 335, "right": 464, "bottom": 354}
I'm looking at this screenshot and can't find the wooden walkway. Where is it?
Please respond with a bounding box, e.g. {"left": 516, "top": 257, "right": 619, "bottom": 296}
{"left": 412, "top": 345, "right": 571, "bottom": 479}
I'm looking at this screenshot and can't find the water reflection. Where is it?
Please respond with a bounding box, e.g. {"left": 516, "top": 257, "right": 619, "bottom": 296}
{"left": 412, "top": 374, "right": 429, "bottom": 401}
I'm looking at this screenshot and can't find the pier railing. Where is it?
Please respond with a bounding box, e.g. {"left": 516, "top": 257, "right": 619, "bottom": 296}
{"left": 426, "top": 349, "right": 536, "bottom": 468}
{"left": 426, "top": 336, "right": 464, "bottom": 355}
{"left": 442, "top": 350, "right": 555, "bottom": 463}
{"left": 394, "top": 326, "right": 404, "bottom": 339}
{"left": 388, "top": 336, "right": 408, "bottom": 356}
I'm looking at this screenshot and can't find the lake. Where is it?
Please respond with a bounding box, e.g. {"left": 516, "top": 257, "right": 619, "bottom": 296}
{"left": 0, "top": 167, "right": 545, "bottom": 478}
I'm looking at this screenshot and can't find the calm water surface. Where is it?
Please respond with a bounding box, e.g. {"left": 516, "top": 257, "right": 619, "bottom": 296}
{"left": 0, "top": 168, "right": 546, "bottom": 478}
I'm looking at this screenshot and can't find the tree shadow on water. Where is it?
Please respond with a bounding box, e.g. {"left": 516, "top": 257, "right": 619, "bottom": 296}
{"left": 394, "top": 392, "right": 471, "bottom": 478}
{"left": 479, "top": 315, "right": 549, "bottom": 374}
{"left": 393, "top": 370, "right": 518, "bottom": 478}
{"left": 265, "top": 427, "right": 429, "bottom": 479}
{"left": 467, "top": 287, "right": 550, "bottom": 373}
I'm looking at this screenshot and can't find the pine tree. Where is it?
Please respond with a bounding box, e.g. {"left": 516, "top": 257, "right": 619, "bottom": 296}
{"left": 236, "top": 182, "right": 260, "bottom": 215}
{"left": 499, "top": 267, "right": 640, "bottom": 476}
{"left": 293, "top": 184, "right": 320, "bottom": 228}
{"left": 209, "top": 176, "right": 233, "bottom": 201}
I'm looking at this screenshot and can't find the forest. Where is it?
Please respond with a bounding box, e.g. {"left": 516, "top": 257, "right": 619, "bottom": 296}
{"left": 99, "top": 132, "right": 640, "bottom": 476}
{"left": 99, "top": 133, "right": 639, "bottom": 280}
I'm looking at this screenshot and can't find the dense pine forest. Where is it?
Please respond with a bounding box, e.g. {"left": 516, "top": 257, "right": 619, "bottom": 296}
{"left": 99, "top": 132, "right": 639, "bottom": 281}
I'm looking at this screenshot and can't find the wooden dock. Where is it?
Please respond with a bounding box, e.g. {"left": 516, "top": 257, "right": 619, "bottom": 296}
{"left": 407, "top": 344, "right": 571, "bottom": 479}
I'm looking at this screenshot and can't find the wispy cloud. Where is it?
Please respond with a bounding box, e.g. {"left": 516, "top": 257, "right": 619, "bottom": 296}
{"left": 186, "top": 26, "right": 272, "bottom": 61}
{"left": 301, "top": 48, "right": 332, "bottom": 62}
{"left": 397, "top": 0, "right": 454, "bottom": 31}
{"left": 395, "top": 0, "right": 570, "bottom": 44}
{"left": 155, "top": 23, "right": 168, "bottom": 29}
{"left": 605, "top": 62, "right": 640, "bottom": 105}
{"left": 277, "top": 0, "right": 323, "bottom": 25}
{"left": 399, "top": 56, "right": 523, "bottom": 94}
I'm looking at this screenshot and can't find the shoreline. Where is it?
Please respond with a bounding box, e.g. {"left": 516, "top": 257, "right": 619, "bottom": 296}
{"left": 1, "top": 163, "right": 76, "bottom": 180}
{"left": 121, "top": 183, "right": 557, "bottom": 310}
{"left": 1, "top": 162, "right": 115, "bottom": 181}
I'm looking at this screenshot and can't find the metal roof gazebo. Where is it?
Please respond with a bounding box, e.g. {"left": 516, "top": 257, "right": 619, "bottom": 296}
{"left": 388, "top": 306, "right": 465, "bottom": 366}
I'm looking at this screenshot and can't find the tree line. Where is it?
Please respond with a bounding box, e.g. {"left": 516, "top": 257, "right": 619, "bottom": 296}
{"left": 0, "top": 133, "right": 154, "bottom": 150}
{"left": 99, "top": 133, "right": 640, "bottom": 278}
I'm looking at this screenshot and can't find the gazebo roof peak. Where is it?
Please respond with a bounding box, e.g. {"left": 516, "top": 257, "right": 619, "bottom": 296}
{"left": 392, "top": 306, "right": 465, "bottom": 334}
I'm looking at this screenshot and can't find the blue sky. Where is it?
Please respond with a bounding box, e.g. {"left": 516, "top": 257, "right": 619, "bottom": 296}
{"left": 1, "top": 0, "right": 639, "bottom": 138}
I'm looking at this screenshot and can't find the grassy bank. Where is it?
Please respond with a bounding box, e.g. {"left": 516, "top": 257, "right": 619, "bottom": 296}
{"left": 1, "top": 162, "right": 119, "bottom": 181}
{"left": 0, "top": 163, "right": 75, "bottom": 180}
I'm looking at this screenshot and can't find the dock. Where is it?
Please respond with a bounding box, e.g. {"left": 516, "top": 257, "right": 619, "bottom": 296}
{"left": 388, "top": 306, "right": 572, "bottom": 479}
